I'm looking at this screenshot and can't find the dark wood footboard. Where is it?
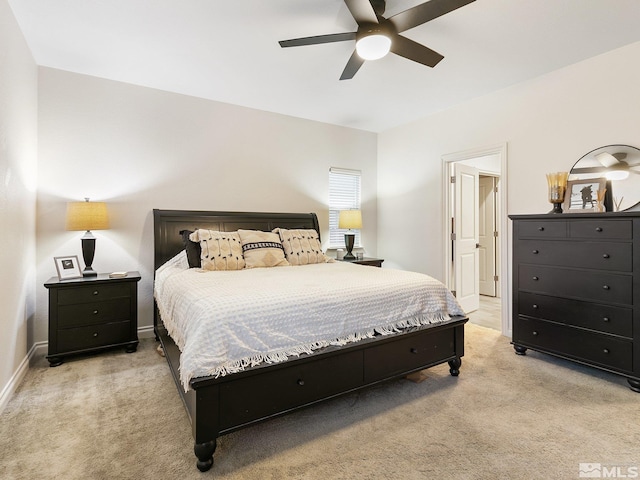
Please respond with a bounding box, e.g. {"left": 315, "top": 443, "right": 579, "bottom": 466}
{"left": 156, "top": 315, "right": 467, "bottom": 472}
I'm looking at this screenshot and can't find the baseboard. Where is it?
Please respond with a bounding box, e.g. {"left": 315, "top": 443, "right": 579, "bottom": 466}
{"left": 0, "top": 325, "right": 155, "bottom": 414}
{"left": 0, "top": 341, "right": 45, "bottom": 414}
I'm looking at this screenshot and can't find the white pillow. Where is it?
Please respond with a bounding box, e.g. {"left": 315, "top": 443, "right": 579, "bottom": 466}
{"left": 189, "top": 229, "right": 245, "bottom": 271}
{"left": 238, "top": 230, "right": 289, "bottom": 268}
{"left": 273, "top": 228, "right": 333, "bottom": 266}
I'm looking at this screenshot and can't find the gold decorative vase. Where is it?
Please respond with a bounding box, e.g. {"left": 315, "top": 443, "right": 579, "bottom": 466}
{"left": 546, "top": 172, "right": 569, "bottom": 214}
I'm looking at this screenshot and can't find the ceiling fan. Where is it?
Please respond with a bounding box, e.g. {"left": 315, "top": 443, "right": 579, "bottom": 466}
{"left": 278, "top": 0, "right": 476, "bottom": 80}
{"left": 573, "top": 151, "right": 640, "bottom": 180}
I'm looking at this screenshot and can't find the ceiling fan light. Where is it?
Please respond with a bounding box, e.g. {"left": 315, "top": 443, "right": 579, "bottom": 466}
{"left": 356, "top": 34, "right": 391, "bottom": 60}
{"left": 606, "top": 170, "right": 630, "bottom": 181}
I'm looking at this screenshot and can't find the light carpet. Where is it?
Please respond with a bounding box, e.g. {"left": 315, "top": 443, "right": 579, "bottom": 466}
{"left": 1, "top": 323, "right": 639, "bottom": 479}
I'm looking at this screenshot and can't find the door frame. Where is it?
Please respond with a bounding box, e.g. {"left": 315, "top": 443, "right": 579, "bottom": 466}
{"left": 442, "top": 143, "right": 510, "bottom": 336}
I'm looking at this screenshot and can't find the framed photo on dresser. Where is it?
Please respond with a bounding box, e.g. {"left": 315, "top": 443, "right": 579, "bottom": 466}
{"left": 54, "top": 255, "right": 82, "bottom": 280}
{"left": 563, "top": 178, "right": 608, "bottom": 213}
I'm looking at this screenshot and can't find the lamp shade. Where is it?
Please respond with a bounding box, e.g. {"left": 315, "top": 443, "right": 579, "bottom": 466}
{"left": 338, "top": 210, "right": 362, "bottom": 230}
{"left": 66, "top": 200, "right": 109, "bottom": 231}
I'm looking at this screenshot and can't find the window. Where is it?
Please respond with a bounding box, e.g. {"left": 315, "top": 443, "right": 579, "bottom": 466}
{"left": 329, "top": 167, "right": 361, "bottom": 248}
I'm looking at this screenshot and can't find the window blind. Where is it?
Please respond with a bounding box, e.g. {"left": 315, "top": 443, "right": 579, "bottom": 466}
{"left": 329, "top": 167, "right": 361, "bottom": 248}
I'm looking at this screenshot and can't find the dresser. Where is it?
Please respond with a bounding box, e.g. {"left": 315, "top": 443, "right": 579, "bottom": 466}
{"left": 510, "top": 213, "right": 640, "bottom": 392}
{"left": 337, "top": 257, "right": 384, "bottom": 267}
{"left": 45, "top": 272, "right": 141, "bottom": 366}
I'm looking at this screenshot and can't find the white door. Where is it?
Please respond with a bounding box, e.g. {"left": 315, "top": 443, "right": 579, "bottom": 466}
{"left": 454, "top": 163, "right": 480, "bottom": 313}
{"left": 479, "top": 176, "right": 497, "bottom": 296}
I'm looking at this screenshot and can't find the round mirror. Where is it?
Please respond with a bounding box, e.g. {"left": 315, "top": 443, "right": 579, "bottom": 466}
{"left": 568, "top": 144, "right": 640, "bottom": 212}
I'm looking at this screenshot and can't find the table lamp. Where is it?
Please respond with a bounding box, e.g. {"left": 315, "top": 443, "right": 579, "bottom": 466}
{"left": 66, "top": 198, "right": 109, "bottom": 276}
{"left": 338, "top": 210, "right": 362, "bottom": 260}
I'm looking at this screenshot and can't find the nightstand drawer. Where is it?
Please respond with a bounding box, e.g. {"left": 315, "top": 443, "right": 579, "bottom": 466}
{"left": 57, "top": 321, "right": 131, "bottom": 352}
{"left": 363, "top": 328, "right": 455, "bottom": 382}
{"left": 58, "top": 298, "right": 131, "bottom": 328}
{"left": 516, "top": 317, "right": 632, "bottom": 372}
{"left": 57, "top": 283, "right": 131, "bottom": 305}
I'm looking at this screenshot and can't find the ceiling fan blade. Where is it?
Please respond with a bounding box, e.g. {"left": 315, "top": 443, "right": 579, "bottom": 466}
{"left": 279, "top": 32, "right": 356, "bottom": 48}
{"left": 595, "top": 151, "right": 620, "bottom": 168}
{"left": 389, "top": 0, "right": 476, "bottom": 33}
{"left": 390, "top": 34, "right": 444, "bottom": 67}
{"left": 572, "top": 167, "right": 608, "bottom": 174}
{"left": 344, "top": 0, "right": 379, "bottom": 25}
{"left": 340, "top": 50, "right": 365, "bottom": 80}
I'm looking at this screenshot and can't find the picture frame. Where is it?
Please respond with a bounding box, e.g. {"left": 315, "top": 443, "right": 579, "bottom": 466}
{"left": 54, "top": 255, "right": 83, "bottom": 280}
{"left": 563, "top": 178, "right": 611, "bottom": 213}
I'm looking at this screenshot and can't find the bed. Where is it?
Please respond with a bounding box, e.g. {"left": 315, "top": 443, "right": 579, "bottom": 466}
{"left": 153, "top": 209, "right": 468, "bottom": 472}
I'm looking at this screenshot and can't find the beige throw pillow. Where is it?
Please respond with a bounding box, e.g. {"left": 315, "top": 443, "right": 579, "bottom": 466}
{"left": 238, "top": 229, "right": 289, "bottom": 268}
{"left": 189, "top": 229, "right": 245, "bottom": 271}
{"left": 273, "top": 228, "right": 333, "bottom": 266}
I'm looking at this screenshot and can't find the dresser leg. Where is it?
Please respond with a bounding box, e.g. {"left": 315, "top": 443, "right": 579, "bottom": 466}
{"left": 513, "top": 345, "right": 527, "bottom": 355}
{"left": 125, "top": 342, "right": 138, "bottom": 353}
{"left": 194, "top": 439, "right": 216, "bottom": 472}
{"left": 628, "top": 379, "right": 640, "bottom": 393}
{"left": 47, "top": 356, "right": 63, "bottom": 367}
{"left": 448, "top": 357, "right": 462, "bottom": 376}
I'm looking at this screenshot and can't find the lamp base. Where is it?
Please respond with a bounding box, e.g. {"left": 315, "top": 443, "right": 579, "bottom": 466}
{"left": 81, "top": 233, "right": 98, "bottom": 276}
{"left": 343, "top": 233, "right": 355, "bottom": 260}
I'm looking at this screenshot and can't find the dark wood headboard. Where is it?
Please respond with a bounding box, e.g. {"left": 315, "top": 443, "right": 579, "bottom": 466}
{"left": 152, "top": 209, "right": 321, "bottom": 271}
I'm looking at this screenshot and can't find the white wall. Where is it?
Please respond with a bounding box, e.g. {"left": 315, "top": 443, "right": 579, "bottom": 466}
{"left": 378, "top": 41, "right": 640, "bottom": 281}
{"left": 0, "top": 0, "right": 38, "bottom": 409}
{"left": 35, "top": 68, "right": 378, "bottom": 343}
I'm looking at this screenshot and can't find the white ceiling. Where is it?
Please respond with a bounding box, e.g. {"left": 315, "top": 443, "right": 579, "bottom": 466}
{"left": 8, "top": 0, "right": 640, "bottom": 132}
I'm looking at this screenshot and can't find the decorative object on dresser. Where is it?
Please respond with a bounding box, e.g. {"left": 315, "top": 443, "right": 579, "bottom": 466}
{"left": 53, "top": 255, "right": 82, "bottom": 280}
{"left": 563, "top": 178, "right": 607, "bottom": 213}
{"left": 338, "top": 256, "right": 384, "bottom": 267}
{"left": 45, "top": 272, "right": 141, "bottom": 367}
{"left": 510, "top": 212, "right": 640, "bottom": 392}
{"left": 153, "top": 209, "right": 467, "bottom": 472}
{"left": 567, "top": 144, "right": 640, "bottom": 212}
{"left": 338, "top": 209, "right": 362, "bottom": 260}
{"left": 66, "top": 198, "right": 110, "bottom": 276}
{"left": 545, "top": 171, "right": 568, "bottom": 214}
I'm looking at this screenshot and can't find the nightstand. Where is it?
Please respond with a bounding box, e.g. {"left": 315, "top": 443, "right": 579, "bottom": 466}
{"left": 44, "top": 272, "right": 141, "bottom": 366}
{"left": 338, "top": 257, "right": 384, "bottom": 267}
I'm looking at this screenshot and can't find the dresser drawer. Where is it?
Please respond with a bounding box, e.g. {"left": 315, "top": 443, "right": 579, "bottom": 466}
{"left": 516, "top": 240, "right": 632, "bottom": 272}
{"left": 57, "top": 283, "right": 131, "bottom": 305}
{"left": 363, "top": 328, "right": 455, "bottom": 382}
{"left": 519, "top": 265, "right": 632, "bottom": 304}
{"left": 517, "top": 220, "right": 567, "bottom": 239}
{"left": 569, "top": 220, "right": 632, "bottom": 240}
{"left": 57, "top": 321, "right": 132, "bottom": 352}
{"left": 515, "top": 317, "right": 632, "bottom": 372}
{"left": 58, "top": 298, "right": 131, "bottom": 328}
{"left": 518, "top": 292, "right": 632, "bottom": 337}
{"left": 219, "top": 350, "right": 363, "bottom": 429}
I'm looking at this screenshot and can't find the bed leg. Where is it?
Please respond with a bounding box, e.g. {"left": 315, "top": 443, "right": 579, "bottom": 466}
{"left": 448, "top": 357, "right": 462, "bottom": 376}
{"left": 194, "top": 439, "right": 216, "bottom": 472}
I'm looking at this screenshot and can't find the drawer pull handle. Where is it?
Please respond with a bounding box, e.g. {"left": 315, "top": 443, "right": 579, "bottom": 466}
{"left": 603, "top": 348, "right": 610, "bottom": 354}
{"left": 93, "top": 290, "right": 99, "bottom": 296}
{"left": 532, "top": 331, "right": 538, "bottom": 336}
{"left": 602, "top": 253, "right": 610, "bottom": 259}
{"left": 93, "top": 332, "right": 99, "bottom": 337}
{"left": 297, "top": 379, "right": 305, "bottom": 386}
{"left": 532, "top": 276, "right": 539, "bottom": 281}
{"left": 603, "top": 285, "right": 610, "bottom": 290}
{"left": 410, "top": 348, "right": 418, "bottom": 354}
{"left": 532, "top": 304, "right": 538, "bottom": 309}
{"left": 603, "top": 317, "right": 610, "bottom": 322}
{"left": 532, "top": 250, "right": 539, "bottom": 254}
{"left": 93, "top": 310, "right": 99, "bottom": 315}
{"left": 596, "top": 227, "right": 603, "bottom": 232}
{"left": 538, "top": 226, "right": 544, "bottom": 231}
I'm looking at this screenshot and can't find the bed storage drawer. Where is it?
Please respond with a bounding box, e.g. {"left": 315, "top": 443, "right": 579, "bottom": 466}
{"left": 363, "top": 328, "right": 455, "bottom": 382}
{"left": 218, "top": 350, "right": 363, "bottom": 429}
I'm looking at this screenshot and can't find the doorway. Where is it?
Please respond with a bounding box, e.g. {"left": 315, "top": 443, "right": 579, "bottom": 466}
{"left": 442, "top": 144, "right": 509, "bottom": 335}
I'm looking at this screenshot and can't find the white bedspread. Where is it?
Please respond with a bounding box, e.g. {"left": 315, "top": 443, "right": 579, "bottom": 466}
{"left": 155, "top": 251, "right": 465, "bottom": 391}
